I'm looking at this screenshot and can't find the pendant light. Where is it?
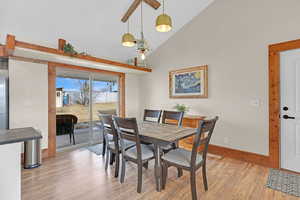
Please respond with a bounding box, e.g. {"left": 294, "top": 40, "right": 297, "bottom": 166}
{"left": 156, "top": 0, "right": 172, "bottom": 32}
{"left": 122, "top": 20, "right": 135, "bottom": 47}
{"left": 137, "top": 0, "right": 149, "bottom": 60}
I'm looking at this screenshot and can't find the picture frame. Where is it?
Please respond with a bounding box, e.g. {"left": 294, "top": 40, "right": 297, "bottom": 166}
{"left": 169, "top": 65, "right": 208, "bottom": 98}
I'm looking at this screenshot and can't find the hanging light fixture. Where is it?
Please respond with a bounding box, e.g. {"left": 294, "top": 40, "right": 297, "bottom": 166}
{"left": 122, "top": 20, "right": 135, "bottom": 47}
{"left": 156, "top": 0, "right": 172, "bottom": 32}
{"left": 136, "top": 0, "right": 149, "bottom": 60}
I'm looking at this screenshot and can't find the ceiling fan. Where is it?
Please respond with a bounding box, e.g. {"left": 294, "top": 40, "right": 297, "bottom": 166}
{"left": 121, "top": 0, "right": 161, "bottom": 23}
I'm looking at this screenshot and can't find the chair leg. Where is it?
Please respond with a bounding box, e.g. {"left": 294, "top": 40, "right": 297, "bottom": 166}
{"left": 202, "top": 164, "right": 208, "bottom": 191}
{"left": 177, "top": 168, "right": 183, "bottom": 177}
{"left": 114, "top": 153, "right": 120, "bottom": 178}
{"left": 105, "top": 150, "right": 110, "bottom": 171}
{"left": 72, "top": 132, "right": 75, "bottom": 145}
{"left": 120, "top": 157, "right": 126, "bottom": 183}
{"left": 69, "top": 133, "right": 72, "bottom": 144}
{"left": 137, "top": 164, "right": 143, "bottom": 193}
{"left": 162, "top": 162, "right": 168, "bottom": 190}
{"left": 110, "top": 153, "right": 115, "bottom": 165}
{"left": 190, "top": 171, "right": 197, "bottom": 200}
{"left": 102, "top": 139, "right": 106, "bottom": 157}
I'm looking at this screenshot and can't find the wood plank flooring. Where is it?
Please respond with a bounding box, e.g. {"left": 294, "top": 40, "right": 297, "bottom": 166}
{"left": 22, "top": 148, "right": 299, "bottom": 200}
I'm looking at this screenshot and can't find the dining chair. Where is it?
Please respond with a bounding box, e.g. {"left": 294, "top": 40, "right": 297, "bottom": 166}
{"left": 56, "top": 114, "right": 78, "bottom": 145}
{"left": 143, "top": 109, "right": 162, "bottom": 123}
{"left": 98, "top": 114, "right": 135, "bottom": 177}
{"left": 98, "top": 114, "right": 113, "bottom": 157}
{"left": 160, "top": 110, "right": 185, "bottom": 153}
{"left": 113, "top": 116, "right": 155, "bottom": 193}
{"left": 161, "top": 116, "right": 219, "bottom": 200}
{"left": 161, "top": 110, "right": 184, "bottom": 127}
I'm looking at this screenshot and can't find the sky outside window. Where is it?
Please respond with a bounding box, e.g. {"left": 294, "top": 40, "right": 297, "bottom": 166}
{"left": 56, "top": 77, "right": 118, "bottom": 91}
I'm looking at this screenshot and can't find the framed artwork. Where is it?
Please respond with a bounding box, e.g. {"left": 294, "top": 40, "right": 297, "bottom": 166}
{"left": 169, "top": 65, "right": 208, "bottom": 98}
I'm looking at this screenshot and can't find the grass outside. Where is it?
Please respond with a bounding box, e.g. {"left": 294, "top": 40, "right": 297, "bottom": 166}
{"left": 56, "top": 102, "right": 117, "bottom": 123}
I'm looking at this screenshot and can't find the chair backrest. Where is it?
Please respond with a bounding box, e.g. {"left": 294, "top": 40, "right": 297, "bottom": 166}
{"left": 190, "top": 116, "right": 219, "bottom": 167}
{"left": 161, "top": 110, "right": 184, "bottom": 127}
{"left": 98, "top": 110, "right": 117, "bottom": 115}
{"left": 56, "top": 114, "right": 78, "bottom": 124}
{"left": 56, "top": 114, "right": 78, "bottom": 135}
{"left": 98, "top": 114, "right": 118, "bottom": 149}
{"left": 113, "top": 117, "right": 142, "bottom": 161}
{"left": 143, "top": 109, "right": 162, "bottom": 123}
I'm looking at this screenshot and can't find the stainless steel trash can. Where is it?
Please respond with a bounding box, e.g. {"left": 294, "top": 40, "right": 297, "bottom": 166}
{"left": 24, "top": 139, "right": 42, "bottom": 169}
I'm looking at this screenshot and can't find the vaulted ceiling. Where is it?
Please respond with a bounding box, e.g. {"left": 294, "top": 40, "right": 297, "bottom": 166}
{"left": 0, "top": 0, "right": 214, "bottom": 63}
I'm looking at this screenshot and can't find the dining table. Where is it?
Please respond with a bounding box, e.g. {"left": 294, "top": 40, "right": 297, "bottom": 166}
{"left": 137, "top": 121, "right": 198, "bottom": 192}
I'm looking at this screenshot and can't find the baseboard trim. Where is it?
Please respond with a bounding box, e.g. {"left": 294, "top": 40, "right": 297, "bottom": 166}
{"left": 208, "top": 144, "right": 270, "bottom": 167}
{"left": 27, "top": 146, "right": 271, "bottom": 168}
{"left": 42, "top": 149, "right": 49, "bottom": 159}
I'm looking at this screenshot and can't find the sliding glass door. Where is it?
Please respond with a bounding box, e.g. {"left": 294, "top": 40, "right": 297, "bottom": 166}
{"left": 90, "top": 76, "right": 118, "bottom": 143}
{"left": 56, "top": 68, "right": 119, "bottom": 149}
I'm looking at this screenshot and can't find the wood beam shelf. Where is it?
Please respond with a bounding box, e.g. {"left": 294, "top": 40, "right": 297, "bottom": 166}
{"left": 3, "top": 34, "right": 152, "bottom": 74}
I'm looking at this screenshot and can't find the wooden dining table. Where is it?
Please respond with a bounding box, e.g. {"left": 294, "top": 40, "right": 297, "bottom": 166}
{"left": 137, "top": 122, "right": 197, "bottom": 192}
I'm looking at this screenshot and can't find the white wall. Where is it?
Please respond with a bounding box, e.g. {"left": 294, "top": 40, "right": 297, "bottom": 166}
{"left": 125, "top": 74, "right": 141, "bottom": 118}
{"left": 141, "top": 0, "right": 300, "bottom": 156}
{"left": 9, "top": 59, "right": 48, "bottom": 149}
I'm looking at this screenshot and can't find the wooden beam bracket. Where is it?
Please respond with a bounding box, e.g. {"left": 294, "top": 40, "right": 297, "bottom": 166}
{"left": 5, "top": 34, "right": 16, "bottom": 55}
{"left": 121, "top": 0, "right": 161, "bottom": 23}
{"left": 58, "top": 39, "right": 66, "bottom": 51}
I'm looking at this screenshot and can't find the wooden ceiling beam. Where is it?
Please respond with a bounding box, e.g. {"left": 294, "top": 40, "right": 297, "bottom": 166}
{"left": 121, "top": 0, "right": 161, "bottom": 23}
{"left": 121, "top": 0, "right": 141, "bottom": 23}
{"left": 144, "top": 0, "right": 161, "bottom": 9}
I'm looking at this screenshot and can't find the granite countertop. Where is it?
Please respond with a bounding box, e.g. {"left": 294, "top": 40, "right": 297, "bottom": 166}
{"left": 0, "top": 127, "right": 42, "bottom": 145}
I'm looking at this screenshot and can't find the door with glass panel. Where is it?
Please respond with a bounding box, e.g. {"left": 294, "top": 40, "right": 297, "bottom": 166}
{"left": 56, "top": 67, "right": 119, "bottom": 149}
{"left": 56, "top": 71, "right": 91, "bottom": 149}
{"left": 90, "top": 75, "right": 119, "bottom": 144}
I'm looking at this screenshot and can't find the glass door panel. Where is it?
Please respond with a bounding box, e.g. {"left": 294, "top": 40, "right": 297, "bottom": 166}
{"left": 56, "top": 67, "right": 119, "bottom": 148}
{"left": 56, "top": 76, "right": 91, "bottom": 149}
{"left": 90, "top": 78, "right": 119, "bottom": 144}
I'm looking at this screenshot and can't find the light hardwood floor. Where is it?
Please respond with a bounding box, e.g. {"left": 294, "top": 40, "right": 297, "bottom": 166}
{"left": 22, "top": 149, "right": 298, "bottom": 200}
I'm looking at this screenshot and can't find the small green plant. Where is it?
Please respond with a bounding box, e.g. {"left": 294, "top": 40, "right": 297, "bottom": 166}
{"left": 63, "top": 43, "right": 78, "bottom": 56}
{"left": 173, "top": 104, "right": 189, "bottom": 112}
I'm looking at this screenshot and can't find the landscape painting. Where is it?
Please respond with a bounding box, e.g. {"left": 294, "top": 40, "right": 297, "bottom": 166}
{"left": 169, "top": 65, "right": 208, "bottom": 98}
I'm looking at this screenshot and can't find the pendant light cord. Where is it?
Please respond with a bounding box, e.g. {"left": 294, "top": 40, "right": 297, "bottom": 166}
{"left": 127, "top": 20, "right": 129, "bottom": 33}
{"left": 163, "top": 0, "right": 165, "bottom": 14}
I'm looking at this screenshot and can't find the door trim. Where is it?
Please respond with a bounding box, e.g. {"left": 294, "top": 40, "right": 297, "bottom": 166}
{"left": 269, "top": 38, "right": 300, "bottom": 168}
{"left": 48, "top": 62, "right": 126, "bottom": 157}
{"left": 48, "top": 64, "right": 56, "bottom": 157}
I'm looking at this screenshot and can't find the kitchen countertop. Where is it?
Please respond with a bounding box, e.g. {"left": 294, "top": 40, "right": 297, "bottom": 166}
{"left": 0, "top": 127, "right": 42, "bottom": 145}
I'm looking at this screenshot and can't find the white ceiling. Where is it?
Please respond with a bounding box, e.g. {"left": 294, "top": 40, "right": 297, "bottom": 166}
{"left": 0, "top": 0, "right": 214, "bottom": 63}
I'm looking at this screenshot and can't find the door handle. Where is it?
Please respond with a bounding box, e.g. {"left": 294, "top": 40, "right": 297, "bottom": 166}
{"left": 283, "top": 115, "right": 295, "bottom": 119}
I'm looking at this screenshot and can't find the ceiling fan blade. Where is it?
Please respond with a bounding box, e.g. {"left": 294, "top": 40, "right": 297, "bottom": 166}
{"left": 121, "top": 0, "right": 142, "bottom": 23}
{"left": 144, "top": 0, "right": 161, "bottom": 9}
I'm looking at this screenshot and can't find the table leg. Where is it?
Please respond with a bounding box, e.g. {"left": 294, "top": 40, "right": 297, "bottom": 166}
{"left": 154, "top": 144, "right": 162, "bottom": 192}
